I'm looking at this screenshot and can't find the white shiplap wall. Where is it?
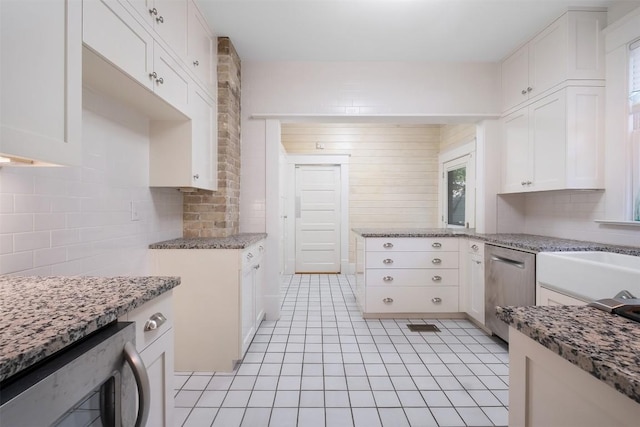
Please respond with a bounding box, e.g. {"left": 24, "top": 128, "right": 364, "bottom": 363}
{"left": 282, "top": 123, "right": 442, "bottom": 263}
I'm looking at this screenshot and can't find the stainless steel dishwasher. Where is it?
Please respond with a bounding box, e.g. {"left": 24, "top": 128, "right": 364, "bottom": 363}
{"left": 485, "top": 244, "right": 536, "bottom": 342}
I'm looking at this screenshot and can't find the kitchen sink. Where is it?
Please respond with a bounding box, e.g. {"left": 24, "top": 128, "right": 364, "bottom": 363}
{"left": 537, "top": 251, "right": 640, "bottom": 302}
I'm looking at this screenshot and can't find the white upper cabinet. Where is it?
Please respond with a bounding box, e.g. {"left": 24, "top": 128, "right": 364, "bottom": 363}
{"left": 149, "top": 86, "right": 217, "bottom": 191}
{"left": 0, "top": 0, "right": 82, "bottom": 166}
{"left": 120, "top": 0, "right": 188, "bottom": 59}
{"left": 501, "top": 10, "right": 606, "bottom": 113}
{"left": 501, "top": 87, "right": 604, "bottom": 193}
{"left": 187, "top": 0, "right": 215, "bottom": 90}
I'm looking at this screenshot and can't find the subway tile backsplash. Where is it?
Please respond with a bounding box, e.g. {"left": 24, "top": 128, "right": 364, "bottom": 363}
{"left": 0, "top": 90, "right": 183, "bottom": 276}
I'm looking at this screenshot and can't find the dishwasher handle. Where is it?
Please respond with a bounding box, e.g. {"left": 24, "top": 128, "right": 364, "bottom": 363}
{"left": 490, "top": 255, "right": 525, "bottom": 269}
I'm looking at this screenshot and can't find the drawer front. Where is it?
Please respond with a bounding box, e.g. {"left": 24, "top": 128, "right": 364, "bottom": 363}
{"left": 242, "top": 241, "right": 265, "bottom": 269}
{"left": 126, "top": 290, "right": 174, "bottom": 351}
{"left": 366, "top": 286, "right": 459, "bottom": 313}
{"left": 366, "top": 251, "right": 459, "bottom": 269}
{"left": 366, "top": 269, "right": 459, "bottom": 287}
{"left": 366, "top": 237, "right": 458, "bottom": 252}
{"left": 468, "top": 239, "right": 485, "bottom": 257}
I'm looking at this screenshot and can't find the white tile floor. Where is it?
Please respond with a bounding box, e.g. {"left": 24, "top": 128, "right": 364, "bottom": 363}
{"left": 174, "top": 274, "right": 509, "bottom": 427}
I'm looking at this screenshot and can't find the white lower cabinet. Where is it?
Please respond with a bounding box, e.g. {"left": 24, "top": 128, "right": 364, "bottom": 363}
{"left": 119, "top": 290, "right": 174, "bottom": 427}
{"left": 464, "top": 240, "right": 485, "bottom": 325}
{"left": 356, "top": 237, "right": 460, "bottom": 316}
{"left": 536, "top": 285, "right": 587, "bottom": 306}
{"left": 150, "top": 241, "right": 265, "bottom": 372}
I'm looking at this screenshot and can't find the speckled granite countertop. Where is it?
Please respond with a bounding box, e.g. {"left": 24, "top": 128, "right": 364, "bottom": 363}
{"left": 149, "top": 233, "right": 267, "bottom": 249}
{"left": 0, "top": 276, "right": 180, "bottom": 382}
{"left": 497, "top": 305, "right": 640, "bottom": 404}
{"left": 352, "top": 229, "right": 640, "bottom": 255}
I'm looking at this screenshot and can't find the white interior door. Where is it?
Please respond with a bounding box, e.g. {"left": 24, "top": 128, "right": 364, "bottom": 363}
{"left": 295, "top": 165, "right": 341, "bottom": 273}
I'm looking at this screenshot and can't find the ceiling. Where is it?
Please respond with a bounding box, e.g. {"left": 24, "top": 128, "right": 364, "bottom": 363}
{"left": 195, "top": 0, "right": 636, "bottom": 62}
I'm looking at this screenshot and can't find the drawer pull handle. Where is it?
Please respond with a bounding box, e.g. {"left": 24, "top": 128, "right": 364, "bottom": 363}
{"left": 383, "top": 242, "right": 394, "bottom": 248}
{"left": 431, "top": 297, "right": 442, "bottom": 304}
{"left": 432, "top": 276, "right": 442, "bottom": 282}
{"left": 383, "top": 298, "right": 394, "bottom": 304}
{"left": 432, "top": 242, "right": 442, "bottom": 248}
{"left": 383, "top": 258, "right": 394, "bottom": 264}
{"left": 144, "top": 312, "right": 167, "bottom": 331}
{"left": 432, "top": 258, "right": 442, "bottom": 264}
{"left": 471, "top": 244, "right": 479, "bottom": 251}
{"left": 383, "top": 276, "right": 394, "bottom": 282}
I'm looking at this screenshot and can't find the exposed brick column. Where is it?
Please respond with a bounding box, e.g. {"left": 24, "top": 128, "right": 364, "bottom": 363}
{"left": 183, "top": 37, "right": 241, "bottom": 238}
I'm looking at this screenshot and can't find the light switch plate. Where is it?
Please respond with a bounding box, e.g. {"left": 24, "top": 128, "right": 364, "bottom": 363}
{"left": 130, "top": 201, "right": 141, "bottom": 221}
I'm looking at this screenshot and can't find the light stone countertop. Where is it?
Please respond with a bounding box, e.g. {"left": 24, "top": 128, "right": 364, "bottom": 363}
{"left": 0, "top": 276, "right": 180, "bottom": 382}
{"left": 149, "top": 233, "right": 267, "bottom": 250}
{"left": 497, "top": 305, "right": 640, "bottom": 404}
{"left": 351, "top": 228, "right": 640, "bottom": 255}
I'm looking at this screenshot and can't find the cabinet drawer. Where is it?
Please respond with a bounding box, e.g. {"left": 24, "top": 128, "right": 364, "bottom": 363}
{"left": 467, "top": 240, "right": 484, "bottom": 257}
{"left": 366, "top": 269, "right": 459, "bottom": 287}
{"left": 366, "top": 286, "right": 459, "bottom": 313}
{"left": 366, "top": 251, "right": 459, "bottom": 269}
{"left": 366, "top": 237, "right": 458, "bottom": 252}
{"left": 242, "top": 241, "right": 265, "bottom": 269}
{"left": 124, "top": 290, "right": 174, "bottom": 351}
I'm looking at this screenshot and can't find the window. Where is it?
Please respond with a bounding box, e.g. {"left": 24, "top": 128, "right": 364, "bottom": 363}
{"left": 630, "top": 39, "right": 640, "bottom": 220}
{"left": 441, "top": 151, "right": 475, "bottom": 229}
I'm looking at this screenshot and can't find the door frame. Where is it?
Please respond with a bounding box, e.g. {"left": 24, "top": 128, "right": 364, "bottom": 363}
{"left": 438, "top": 140, "right": 476, "bottom": 229}
{"left": 285, "top": 154, "right": 350, "bottom": 275}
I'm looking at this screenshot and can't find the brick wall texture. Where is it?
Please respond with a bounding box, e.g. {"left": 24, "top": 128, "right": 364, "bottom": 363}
{"left": 183, "top": 37, "right": 241, "bottom": 238}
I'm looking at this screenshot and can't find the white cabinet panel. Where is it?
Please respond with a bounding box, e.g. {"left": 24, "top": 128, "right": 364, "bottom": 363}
{"left": 501, "top": 87, "right": 604, "bottom": 194}
{"left": 366, "top": 269, "right": 458, "bottom": 287}
{"left": 536, "top": 286, "right": 587, "bottom": 306}
{"left": 366, "top": 286, "right": 459, "bottom": 313}
{"left": 0, "top": 0, "right": 81, "bottom": 166}
{"left": 468, "top": 252, "right": 485, "bottom": 324}
{"left": 153, "top": 43, "right": 190, "bottom": 112}
{"left": 140, "top": 330, "right": 174, "bottom": 427}
{"left": 83, "top": 0, "right": 154, "bottom": 90}
{"left": 189, "top": 88, "right": 217, "bottom": 190}
{"left": 366, "top": 251, "right": 459, "bottom": 269}
{"left": 366, "top": 237, "right": 458, "bottom": 252}
{"left": 501, "top": 10, "right": 605, "bottom": 113}
{"left": 187, "top": 0, "right": 214, "bottom": 89}
{"left": 241, "top": 265, "right": 255, "bottom": 355}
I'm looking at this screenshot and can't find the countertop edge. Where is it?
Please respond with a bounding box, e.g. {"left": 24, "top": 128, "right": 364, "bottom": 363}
{"left": 496, "top": 306, "right": 640, "bottom": 404}
{"left": 0, "top": 276, "right": 180, "bottom": 383}
{"left": 149, "top": 233, "right": 268, "bottom": 250}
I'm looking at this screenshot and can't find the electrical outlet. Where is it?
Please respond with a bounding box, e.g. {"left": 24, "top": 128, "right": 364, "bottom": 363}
{"left": 130, "top": 201, "right": 141, "bottom": 221}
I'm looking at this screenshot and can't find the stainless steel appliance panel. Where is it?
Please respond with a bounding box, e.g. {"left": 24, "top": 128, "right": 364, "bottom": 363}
{"left": 485, "top": 244, "right": 536, "bottom": 342}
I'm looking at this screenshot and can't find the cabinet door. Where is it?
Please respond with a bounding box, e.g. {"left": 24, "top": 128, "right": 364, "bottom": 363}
{"left": 468, "top": 253, "right": 485, "bottom": 325}
{"left": 529, "top": 91, "right": 566, "bottom": 191}
{"left": 120, "top": 0, "right": 155, "bottom": 27}
{"left": 83, "top": 0, "right": 154, "bottom": 91}
{"left": 187, "top": 0, "right": 214, "bottom": 89}
{"left": 153, "top": 0, "right": 188, "bottom": 58}
{"left": 140, "top": 330, "right": 174, "bottom": 427}
{"left": 254, "top": 245, "right": 266, "bottom": 326}
{"left": 501, "top": 45, "right": 530, "bottom": 111}
{"left": 190, "top": 88, "right": 217, "bottom": 190}
{"left": 152, "top": 43, "right": 190, "bottom": 113}
{"left": 529, "top": 15, "right": 567, "bottom": 99}
{"left": 0, "top": 0, "right": 81, "bottom": 166}
{"left": 241, "top": 266, "right": 255, "bottom": 356}
{"left": 536, "top": 286, "right": 586, "bottom": 306}
{"left": 501, "top": 108, "right": 530, "bottom": 193}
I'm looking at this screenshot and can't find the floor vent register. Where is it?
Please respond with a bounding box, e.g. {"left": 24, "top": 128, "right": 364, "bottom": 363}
{"left": 406, "top": 324, "right": 440, "bottom": 332}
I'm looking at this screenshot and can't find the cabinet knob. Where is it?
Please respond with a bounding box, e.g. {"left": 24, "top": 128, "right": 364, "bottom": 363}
{"left": 431, "top": 297, "right": 442, "bottom": 304}
{"left": 527, "top": 87, "right": 533, "bottom": 93}
{"left": 253, "top": 264, "right": 260, "bottom": 270}
{"left": 526, "top": 180, "right": 532, "bottom": 185}
{"left": 471, "top": 244, "right": 479, "bottom": 251}
{"left": 521, "top": 89, "right": 527, "bottom": 95}
{"left": 193, "top": 60, "right": 200, "bottom": 66}
{"left": 193, "top": 174, "right": 199, "bottom": 180}
{"left": 148, "top": 7, "right": 158, "bottom": 15}
{"left": 247, "top": 253, "right": 253, "bottom": 259}
{"left": 432, "top": 275, "right": 442, "bottom": 282}
{"left": 432, "top": 242, "right": 442, "bottom": 248}
{"left": 149, "top": 71, "right": 157, "bottom": 79}
{"left": 144, "top": 312, "right": 167, "bottom": 331}
{"left": 383, "top": 276, "right": 394, "bottom": 282}
{"left": 383, "top": 258, "right": 394, "bottom": 264}
{"left": 383, "top": 298, "right": 394, "bottom": 304}
{"left": 156, "top": 77, "right": 164, "bottom": 85}
{"left": 156, "top": 15, "right": 164, "bottom": 23}
{"left": 383, "top": 242, "right": 394, "bottom": 248}
{"left": 259, "top": 245, "right": 264, "bottom": 252}
{"left": 432, "top": 258, "right": 442, "bottom": 264}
